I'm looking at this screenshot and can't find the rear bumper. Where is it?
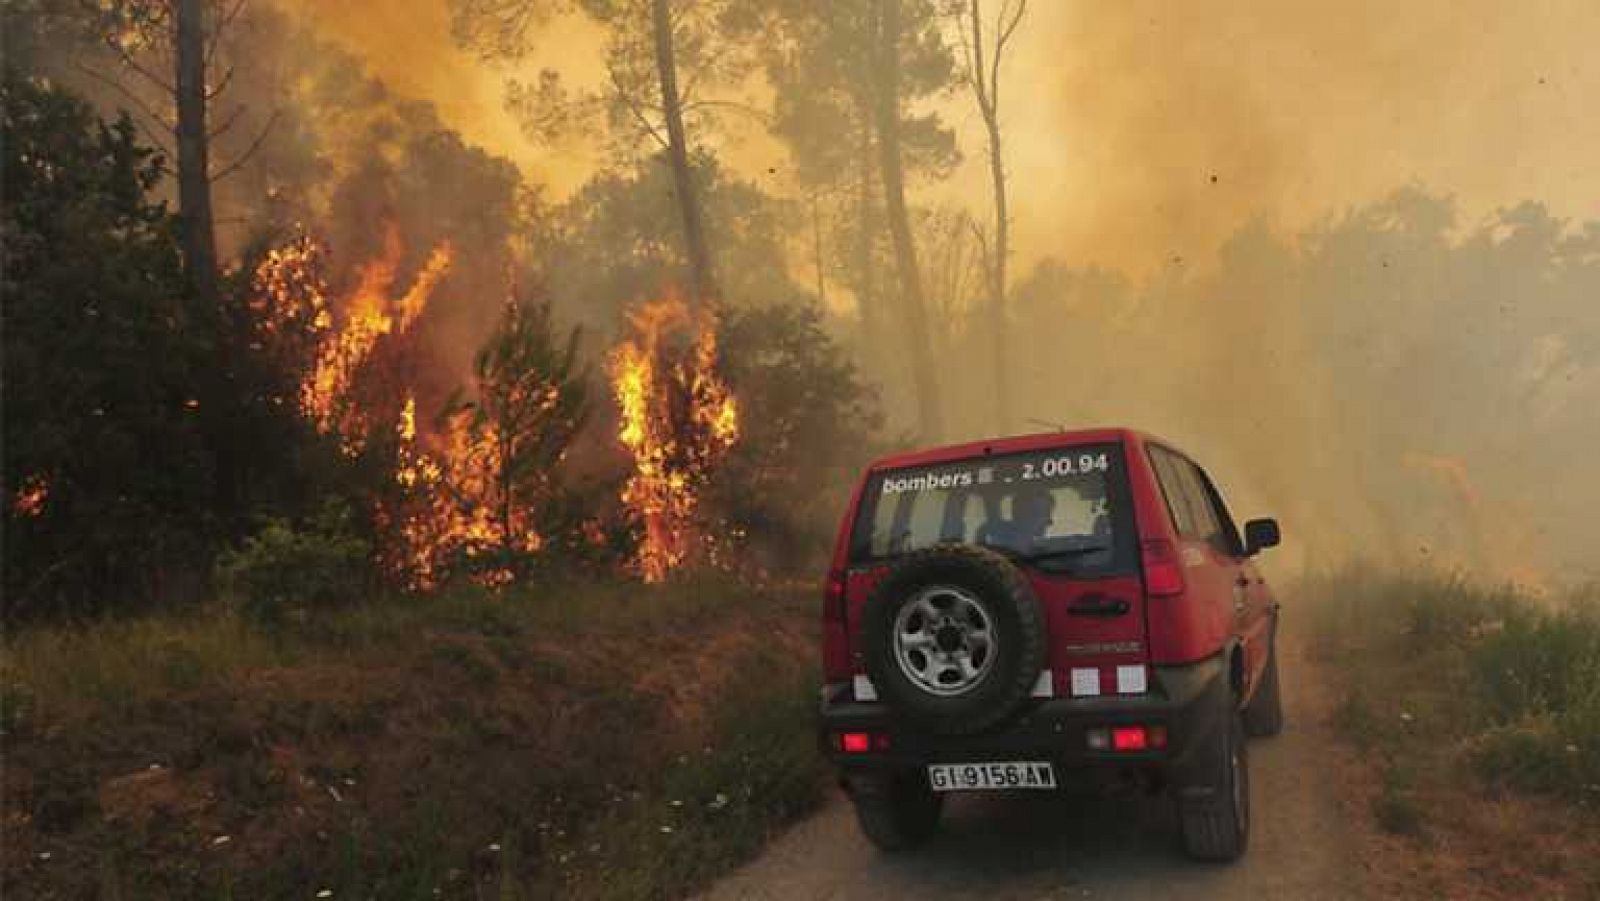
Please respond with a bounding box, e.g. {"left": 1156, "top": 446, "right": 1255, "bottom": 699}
{"left": 819, "top": 654, "right": 1230, "bottom": 781}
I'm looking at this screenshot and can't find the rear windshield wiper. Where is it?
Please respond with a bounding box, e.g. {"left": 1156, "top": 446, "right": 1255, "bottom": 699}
{"left": 1010, "top": 545, "right": 1113, "bottom": 564}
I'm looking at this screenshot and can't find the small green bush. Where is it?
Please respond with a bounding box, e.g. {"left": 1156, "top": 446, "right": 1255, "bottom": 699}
{"left": 1306, "top": 563, "right": 1600, "bottom": 809}
{"left": 1469, "top": 715, "right": 1587, "bottom": 796}
{"left": 215, "top": 503, "right": 372, "bottom": 625}
{"left": 1333, "top": 688, "right": 1385, "bottom": 750}
{"left": 1469, "top": 607, "right": 1600, "bottom": 721}
{"left": 1401, "top": 575, "right": 1518, "bottom": 646}
{"left": 1373, "top": 761, "right": 1426, "bottom": 837}
{"left": 1299, "top": 562, "right": 1520, "bottom": 654}
{"left": 1467, "top": 607, "right": 1600, "bottom": 800}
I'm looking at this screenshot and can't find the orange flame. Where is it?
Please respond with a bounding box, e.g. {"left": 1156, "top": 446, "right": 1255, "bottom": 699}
{"left": 608, "top": 296, "right": 739, "bottom": 582}
{"left": 12, "top": 474, "right": 48, "bottom": 518}
{"left": 390, "top": 390, "right": 547, "bottom": 589}
{"left": 253, "top": 228, "right": 482, "bottom": 587}
{"left": 251, "top": 234, "right": 332, "bottom": 347}
{"left": 302, "top": 225, "right": 454, "bottom": 449}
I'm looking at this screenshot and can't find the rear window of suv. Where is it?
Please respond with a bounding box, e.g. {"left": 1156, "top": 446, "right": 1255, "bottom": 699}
{"left": 850, "top": 442, "right": 1138, "bottom": 576}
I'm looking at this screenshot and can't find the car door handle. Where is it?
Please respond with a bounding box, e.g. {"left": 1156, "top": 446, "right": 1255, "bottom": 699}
{"left": 1068, "top": 596, "right": 1130, "bottom": 618}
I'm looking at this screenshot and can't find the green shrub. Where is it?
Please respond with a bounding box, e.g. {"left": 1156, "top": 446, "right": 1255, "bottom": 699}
{"left": 1469, "top": 607, "right": 1600, "bottom": 721}
{"left": 1467, "top": 607, "right": 1600, "bottom": 799}
{"left": 1373, "top": 761, "right": 1426, "bottom": 837}
{"left": 1333, "top": 688, "right": 1385, "bottom": 750}
{"left": 1469, "top": 715, "right": 1588, "bottom": 796}
{"left": 1307, "top": 564, "right": 1600, "bottom": 808}
{"left": 216, "top": 503, "right": 372, "bottom": 625}
{"left": 1400, "top": 575, "right": 1518, "bottom": 646}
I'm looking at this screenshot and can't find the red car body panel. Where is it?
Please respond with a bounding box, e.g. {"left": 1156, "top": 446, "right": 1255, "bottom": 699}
{"left": 822, "top": 427, "right": 1274, "bottom": 705}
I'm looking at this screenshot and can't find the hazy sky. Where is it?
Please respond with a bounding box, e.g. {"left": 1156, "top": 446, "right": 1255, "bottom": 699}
{"left": 284, "top": 0, "right": 1599, "bottom": 275}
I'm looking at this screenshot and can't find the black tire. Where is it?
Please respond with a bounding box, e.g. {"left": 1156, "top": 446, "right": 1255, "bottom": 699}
{"left": 860, "top": 544, "right": 1046, "bottom": 736}
{"left": 1176, "top": 689, "right": 1251, "bottom": 862}
{"left": 1244, "top": 634, "right": 1285, "bottom": 738}
{"left": 846, "top": 769, "right": 944, "bottom": 852}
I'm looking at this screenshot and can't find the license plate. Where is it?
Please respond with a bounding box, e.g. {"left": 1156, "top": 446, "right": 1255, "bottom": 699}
{"left": 927, "top": 761, "right": 1057, "bottom": 792}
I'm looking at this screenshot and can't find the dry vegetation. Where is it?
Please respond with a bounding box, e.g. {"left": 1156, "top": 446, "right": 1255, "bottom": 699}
{"left": 0, "top": 578, "right": 827, "bottom": 900}
{"left": 1303, "top": 566, "right": 1600, "bottom": 898}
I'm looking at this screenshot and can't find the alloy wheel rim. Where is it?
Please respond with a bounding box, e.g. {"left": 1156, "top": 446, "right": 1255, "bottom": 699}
{"left": 892, "top": 585, "right": 998, "bottom": 697}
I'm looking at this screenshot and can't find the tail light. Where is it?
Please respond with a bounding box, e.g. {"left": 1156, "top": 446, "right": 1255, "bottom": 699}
{"left": 1112, "top": 726, "right": 1149, "bottom": 751}
{"left": 823, "top": 570, "right": 847, "bottom": 624}
{"left": 1140, "top": 539, "right": 1186, "bottom": 598}
{"left": 835, "top": 731, "right": 890, "bottom": 753}
{"left": 1086, "top": 724, "right": 1168, "bottom": 752}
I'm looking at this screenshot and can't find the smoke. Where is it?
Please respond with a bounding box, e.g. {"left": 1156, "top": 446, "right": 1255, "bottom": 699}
{"left": 32, "top": 0, "right": 1592, "bottom": 586}
{"left": 276, "top": 0, "right": 612, "bottom": 196}
{"left": 979, "top": 0, "right": 1600, "bottom": 275}
{"left": 900, "top": 1, "right": 1600, "bottom": 588}
{"left": 274, "top": 0, "right": 1600, "bottom": 269}
{"left": 964, "top": 193, "right": 1599, "bottom": 588}
{"left": 270, "top": 0, "right": 1597, "bottom": 587}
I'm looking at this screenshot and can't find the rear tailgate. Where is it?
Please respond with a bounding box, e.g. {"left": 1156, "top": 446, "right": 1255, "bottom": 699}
{"left": 842, "top": 441, "right": 1151, "bottom": 703}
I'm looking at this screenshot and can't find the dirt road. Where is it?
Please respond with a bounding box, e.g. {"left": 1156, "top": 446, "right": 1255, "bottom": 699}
{"left": 701, "top": 639, "right": 1375, "bottom": 900}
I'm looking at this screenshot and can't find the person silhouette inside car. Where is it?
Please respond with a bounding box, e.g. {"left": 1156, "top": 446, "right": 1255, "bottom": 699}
{"left": 977, "top": 485, "right": 1056, "bottom": 552}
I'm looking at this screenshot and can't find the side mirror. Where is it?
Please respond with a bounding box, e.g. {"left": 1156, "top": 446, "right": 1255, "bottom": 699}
{"left": 1243, "top": 518, "right": 1280, "bottom": 556}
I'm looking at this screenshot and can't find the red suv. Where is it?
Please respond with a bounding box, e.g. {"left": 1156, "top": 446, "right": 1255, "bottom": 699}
{"left": 818, "top": 428, "right": 1282, "bottom": 861}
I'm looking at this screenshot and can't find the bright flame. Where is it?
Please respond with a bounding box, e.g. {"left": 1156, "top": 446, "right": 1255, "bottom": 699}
{"left": 253, "top": 228, "right": 482, "bottom": 587}
{"left": 301, "top": 225, "right": 454, "bottom": 448}
{"left": 390, "top": 391, "right": 544, "bottom": 589}
{"left": 251, "top": 234, "right": 332, "bottom": 347}
{"left": 12, "top": 474, "right": 48, "bottom": 518}
{"left": 608, "top": 296, "right": 740, "bottom": 582}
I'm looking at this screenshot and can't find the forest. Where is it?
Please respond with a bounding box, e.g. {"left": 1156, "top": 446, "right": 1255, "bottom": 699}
{"left": 6, "top": 0, "right": 1597, "bottom": 621}
{"left": 5, "top": 0, "right": 909, "bottom": 614}
{"left": 4, "top": 1, "right": 1600, "bottom": 897}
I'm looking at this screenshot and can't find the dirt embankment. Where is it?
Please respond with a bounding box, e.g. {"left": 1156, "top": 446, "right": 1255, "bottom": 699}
{"left": 2, "top": 580, "right": 829, "bottom": 900}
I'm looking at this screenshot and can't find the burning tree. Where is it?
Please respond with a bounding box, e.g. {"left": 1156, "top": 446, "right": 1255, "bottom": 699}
{"left": 393, "top": 299, "right": 592, "bottom": 587}
{"left": 250, "top": 222, "right": 613, "bottom": 589}
{"left": 303, "top": 226, "right": 455, "bottom": 450}
{"left": 608, "top": 295, "right": 740, "bottom": 582}
{"left": 251, "top": 240, "right": 332, "bottom": 369}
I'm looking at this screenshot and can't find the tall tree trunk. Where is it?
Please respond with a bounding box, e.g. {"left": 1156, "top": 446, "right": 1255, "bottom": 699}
{"left": 968, "top": 0, "right": 1018, "bottom": 434}
{"left": 853, "top": 114, "right": 884, "bottom": 366}
{"left": 174, "top": 0, "right": 217, "bottom": 303}
{"left": 810, "top": 192, "right": 827, "bottom": 306}
{"left": 981, "top": 115, "right": 1011, "bottom": 432}
{"left": 870, "top": 0, "right": 943, "bottom": 441}
{"left": 651, "top": 0, "right": 718, "bottom": 308}
{"left": 176, "top": 0, "right": 244, "bottom": 531}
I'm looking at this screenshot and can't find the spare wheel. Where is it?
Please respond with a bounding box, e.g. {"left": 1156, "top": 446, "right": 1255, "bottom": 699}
{"left": 860, "top": 544, "right": 1047, "bottom": 736}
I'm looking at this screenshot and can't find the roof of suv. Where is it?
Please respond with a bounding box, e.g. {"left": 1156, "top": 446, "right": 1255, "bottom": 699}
{"left": 866, "top": 427, "right": 1167, "bottom": 473}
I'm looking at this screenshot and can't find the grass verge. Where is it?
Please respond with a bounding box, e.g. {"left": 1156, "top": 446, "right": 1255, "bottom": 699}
{"left": 1, "top": 576, "right": 828, "bottom": 899}
{"left": 1303, "top": 564, "right": 1600, "bottom": 897}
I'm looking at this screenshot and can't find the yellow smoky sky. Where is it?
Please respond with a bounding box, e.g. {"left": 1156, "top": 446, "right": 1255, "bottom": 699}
{"left": 949, "top": 0, "right": 1600, "bottom": 273}
{"left": 283, "top": 0, "right": 1599, "bottom": 275}
{"left": 277, "top": 0, "right": 608, "bottom": 196}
